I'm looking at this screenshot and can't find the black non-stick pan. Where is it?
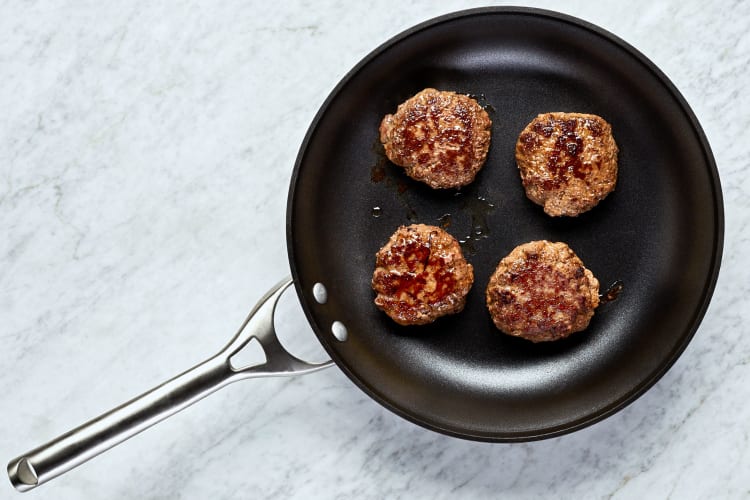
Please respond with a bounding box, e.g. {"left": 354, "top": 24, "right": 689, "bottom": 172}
{"left": 8, "top": 7, "right": 722, "bottom": 492}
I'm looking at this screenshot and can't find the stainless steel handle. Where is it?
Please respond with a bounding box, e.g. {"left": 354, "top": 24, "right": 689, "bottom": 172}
{"left": 7, "top": 278, "right": 332, "bottom": 492}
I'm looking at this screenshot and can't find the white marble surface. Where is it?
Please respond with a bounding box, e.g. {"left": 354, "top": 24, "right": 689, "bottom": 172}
{"left": 1, "top": 1, "right": 747, "bottom": 498}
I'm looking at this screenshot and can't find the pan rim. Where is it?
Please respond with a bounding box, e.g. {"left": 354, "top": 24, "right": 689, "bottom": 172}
{"left": 286, "top": 6, "right": 724, "bottom": 442}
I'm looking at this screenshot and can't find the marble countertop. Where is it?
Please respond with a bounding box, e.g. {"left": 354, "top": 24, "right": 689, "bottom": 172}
{"left": 1, "top": 1, "right": 747, "bottom": 499}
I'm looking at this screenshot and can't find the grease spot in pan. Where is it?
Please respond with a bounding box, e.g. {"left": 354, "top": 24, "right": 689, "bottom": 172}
{"left": 438, "top": 213, "right": 452, "bottom": 229}
{"left": 370, "top": 137, "right": 420, "bottom": 222}
{"left": 600, "top": 280, "right": 624, "bottom": 305}
{"left": 455, "top": 192, "right": 495, "bottom": 255}
{"left": 467, "top": 93, "right": 497, "bottom": 115}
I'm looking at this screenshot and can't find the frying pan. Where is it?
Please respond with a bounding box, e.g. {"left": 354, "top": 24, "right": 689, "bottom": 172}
{"left": 7, "top": 7, "right": 723, "bottom": 492}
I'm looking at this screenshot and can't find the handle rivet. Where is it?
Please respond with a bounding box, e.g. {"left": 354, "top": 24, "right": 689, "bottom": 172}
{"left": 331, "top": 321, "right": 348, "bottom": 342}
{"left": 312, "top": 283, "right": 328, "bottom": 304}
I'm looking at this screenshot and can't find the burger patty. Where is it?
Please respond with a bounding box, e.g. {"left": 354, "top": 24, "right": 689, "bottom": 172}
{"left": 516, "top": 112, "right": 618, "bottom": 217}
{"left": 486, "top": 240, "right": 600, "bottom": 342}
{"left": 372, "top": 224, "right": 474, "bottom": 325}
{"left": 379, "top": 88, "right": 492, "bottom": 189}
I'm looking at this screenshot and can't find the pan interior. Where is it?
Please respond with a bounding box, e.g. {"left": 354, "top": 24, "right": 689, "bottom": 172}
{"left": 288, "top": 9, "right": 722, "bottom": 440}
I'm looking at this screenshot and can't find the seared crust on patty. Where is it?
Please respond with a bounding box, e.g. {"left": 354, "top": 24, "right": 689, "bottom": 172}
{"left": 380, "top": 88, "right": 492, "bottom": 189}
{"left": 486, "top": 240, "right": 600, "bottom": 342}
{"left": 516, "top": 112, "right": 618, "bottom": 217}
{"left": 372, "top": 224, "right": 474, "bottom": 325}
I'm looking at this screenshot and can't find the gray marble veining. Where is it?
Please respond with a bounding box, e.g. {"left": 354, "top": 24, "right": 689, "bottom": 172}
{"left": 1, "top": 1, "right": 748, "bottom": 499}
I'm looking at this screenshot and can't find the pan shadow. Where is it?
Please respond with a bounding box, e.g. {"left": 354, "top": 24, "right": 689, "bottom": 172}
{"left": 105, "top": 346, "right": 683, "bottom": 500}
{"left": 339, "top": 368, "right": 680, "bottom": 498}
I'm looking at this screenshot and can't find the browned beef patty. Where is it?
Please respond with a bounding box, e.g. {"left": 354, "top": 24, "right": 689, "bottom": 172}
{"left": 486, "top": 240, "right": 600, "bottom": 342}
{"left": 516, "top": 112, "right": 618, "bottom": 217}
{"left": 379, "top": 89, "right": 492, "bottom": 189}
{"left": 372, "top": 224, "right": 474, "bottom": 325}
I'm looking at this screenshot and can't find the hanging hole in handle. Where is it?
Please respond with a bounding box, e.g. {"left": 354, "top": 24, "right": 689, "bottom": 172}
{"left": 274, "top": 284, "right": 330, "bottom": 363}
{"left": 229, "top": 337, "right": 267, "bottom": 371}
